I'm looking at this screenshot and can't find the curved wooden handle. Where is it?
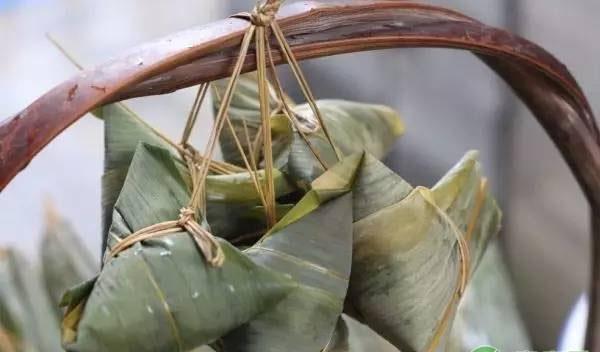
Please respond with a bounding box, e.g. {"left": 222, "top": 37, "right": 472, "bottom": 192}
{"left": 1, "top": 0, "right": 599, "bottom": 347}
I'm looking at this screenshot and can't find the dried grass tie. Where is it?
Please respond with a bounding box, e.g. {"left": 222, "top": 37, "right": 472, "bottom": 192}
{"left": 107, "top": 208, "right": 224, "bottom": 267}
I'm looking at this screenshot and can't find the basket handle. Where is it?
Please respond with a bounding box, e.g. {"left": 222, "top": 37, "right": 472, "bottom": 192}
{"left": 1, "top": 1, "right": 599, "bottom": 347}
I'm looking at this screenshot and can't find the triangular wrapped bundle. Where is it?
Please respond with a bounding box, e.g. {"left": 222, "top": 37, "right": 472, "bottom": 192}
{"left": 40, "top": 203, "right": 98, "bottom": 318}
{"left": 212, "top": 73, "right": 404, "bottom": 187}
{"left": 348, "top": 151, "right": 501, "bottom": 352}
{"left": 0, "top": 248, "right": 62, "bottom": 352}
{"left": 221, "top": 155, "right": 360, "bottom": 352}
{"left": 447, "top": 241, "right": 532, "bottom": 351}
{"left": 61, "top": 144, "right": 296, "bottom": 351}
{"left": 98, "top": 104, "right": 298, "bottom": 252}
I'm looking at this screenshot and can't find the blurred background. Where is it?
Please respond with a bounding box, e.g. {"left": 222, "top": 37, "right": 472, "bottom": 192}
{"left": 0, "top": 0, "right": 598, "bottom": 350}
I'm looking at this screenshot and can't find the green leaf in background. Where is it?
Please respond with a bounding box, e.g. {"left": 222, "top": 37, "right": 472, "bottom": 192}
{"left": 0, "top": 248, "right": 62, "bottom": 352}
{"left": 100, "top": 103, "right": 298, "bottom": 252}
{"left": 323, "top": 315, "right": 399, "bottom": 352}
{"left": 447, "top": 241, "right": 532, "bottom": 352}
{"left": 221, "top": 154, "right": 361, "bottom": 352}
{"left": 348, "top": 152, "right": 501, "bottom": 352}
{"left": 40, "top": 202, "right": 98, "bottom": 319}
{"left": 211, "top": 73, "right": 404, "bottom": 188}
{"left": 62, "top": 144, "right": 295, "bottom": 352}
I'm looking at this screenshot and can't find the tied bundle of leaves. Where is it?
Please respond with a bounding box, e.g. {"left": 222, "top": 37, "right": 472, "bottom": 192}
{"left": 96, "top": 103, "right": 297, "bottom": 252}
{"left": 347, "top": 151, "right": 502, "bottom": 352}
{"left": 0, "top": 248, "right": 62, "bottom": 352}
{"left": 60, "top": 141, "right": 297, "bottom": 350}
{"left": 212, "top": 73, "right": 405, "bottom": 187}
{"left": 221, "top": 154, "right": 359, "bottom": 352}
{"left": 40, "top": 202, "right": 98, "bottom": 318}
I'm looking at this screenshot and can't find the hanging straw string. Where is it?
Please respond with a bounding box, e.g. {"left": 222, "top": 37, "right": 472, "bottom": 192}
{"left": 107, "top": 0, "right": 343, "bottom": 267}
{"left": 256, "top": 24, "right": 277, "bottom": 227}
{"left": 233, "top": 0, "right": 338, "bottom": 168}
{"left": 264, "top": 37, "right": 328, "bottom": 170}
{"left": 212, "top": 88, "right": 270, "bottom": 212}
{"left": 180, "top": 83, "right": 209, "bottom": 146}
{"left": 190, "top": 25, "right": 257, "bottom": 213}
{"left": 268, "top": 20, "right": 341, "bottom": 161}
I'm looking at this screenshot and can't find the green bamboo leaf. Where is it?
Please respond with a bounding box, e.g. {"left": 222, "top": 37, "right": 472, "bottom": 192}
{"left": 323, "top": 315, "right": 399, "bottom": 352}
{"left": 100, "top": 103, "right": 298, "bottom": 252}
{"left": 221, "top": 155, "right": 361, "bottom": 352}
{"left": 62, "top": 144, "right": 295, "bottom": 352}
{"left": 100, "top": 104, "right": 174, "bottom": 250}
{"left": 40, "top": 203, "right": 98, "bottom": 318}
{"left": 348, "top": 152, "right": 501, "bottom": 352}
{"left": 447, "top": 241, "right": 531, "bottom": 352}
{"left": 0, "top": 248, "right": 62, "bottom": 352}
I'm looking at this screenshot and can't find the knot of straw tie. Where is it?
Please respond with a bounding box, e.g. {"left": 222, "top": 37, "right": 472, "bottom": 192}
{"left": 250, "top": 0, "right": 282, "bottom": 26}
{"left": 177, "top": 207, "right": 196, "bottom": 226}
{"left": 106, "top": 207, "right": 225, "bottom": 267}
{"left": 175, "top": 207, "right": 225, "bottom": 267}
